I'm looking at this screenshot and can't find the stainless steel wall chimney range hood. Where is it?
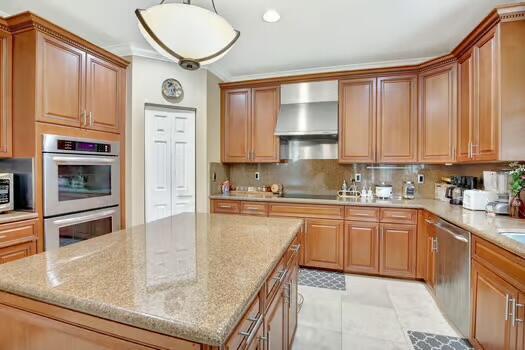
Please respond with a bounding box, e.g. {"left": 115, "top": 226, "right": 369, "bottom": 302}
{"left": 275, "top": 80, "right": 338, "bottom": 159}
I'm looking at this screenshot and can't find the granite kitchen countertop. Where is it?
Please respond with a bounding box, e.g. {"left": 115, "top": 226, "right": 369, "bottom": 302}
{"left": 0, "top": 210, "right": 38, "bottom": 224}
{"left": 0, "top": 213, "right": 303, "bottom": 346}
{"left": 211, "top": 194, "right": 525, "bottom": 258}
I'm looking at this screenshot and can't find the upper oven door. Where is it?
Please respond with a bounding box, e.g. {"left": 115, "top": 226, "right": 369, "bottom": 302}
{"left": 43, "top": 153, "right": 120, "bottom": 216}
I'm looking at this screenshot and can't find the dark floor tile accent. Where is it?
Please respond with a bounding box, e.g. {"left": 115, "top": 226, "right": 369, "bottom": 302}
{"left": 298, "top": 268, "right": 346, "bottom": 290}
{"left": 408, "top": 331, "right": 473, "bottom": 350}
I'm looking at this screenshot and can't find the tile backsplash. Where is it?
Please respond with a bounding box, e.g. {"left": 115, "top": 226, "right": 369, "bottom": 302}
{"left": 210, "top": 160, "right": 510, "bottom": 199}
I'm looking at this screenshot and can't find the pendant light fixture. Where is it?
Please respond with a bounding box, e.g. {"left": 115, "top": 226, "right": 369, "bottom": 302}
{"left": 136, "top": 0, "right": 240, "bottom": 70}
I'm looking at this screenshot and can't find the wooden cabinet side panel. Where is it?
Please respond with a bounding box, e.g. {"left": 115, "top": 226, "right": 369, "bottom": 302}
{"left": 251, "top": 86, "right": 280, "bottom": 163}
{"left": 222, "top": 88, "right": 251, "bottom": 163}
{"left": 377, "top": 75, "right": 418, "bottom": 163}
{"left": 418, "top": 64, "right": 457, "bottom": 163}
{"left": 339, "top": 78, "right": 376, "bottom": 163}
{"left": 0, "top": 33, "right": 12, "bottom": 157}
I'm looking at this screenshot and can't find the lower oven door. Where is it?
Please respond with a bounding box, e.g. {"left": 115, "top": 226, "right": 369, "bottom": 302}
{"left": 44, "top": 206, "right": 120, "bottom": 251}
{"left": 43, "top": 153, "right": 120, "bottom": 217}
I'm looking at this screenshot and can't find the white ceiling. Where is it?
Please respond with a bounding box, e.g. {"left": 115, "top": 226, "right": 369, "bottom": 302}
{"left": 0, "top": 0, "right": 518, "bottom": 81}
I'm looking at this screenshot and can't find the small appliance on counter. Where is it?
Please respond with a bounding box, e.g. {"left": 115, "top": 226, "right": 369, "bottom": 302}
{"left": 375, "top": 183, "right": 393, "bottom": 200}
{"left": 435, "top": 183, "right": 450, "bottom": 202}
{"left": 0, "top": 173, "right": 14, "bottom": 213}
{"left": 446, "top": 176, "right": 478, "bottom": 205}
{"left": 463, "top": 190, "right": 498, "bottom": 211}
{"left": 484, "top": 170, "right": 511, "bottom": 215}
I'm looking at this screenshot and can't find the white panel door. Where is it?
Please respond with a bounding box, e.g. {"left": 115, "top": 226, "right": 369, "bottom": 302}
{"left": 172, "top": 110, "right": 195, "bottom": 215}
{"left": 145, "top": 106, "right": 195, "bottom": 223}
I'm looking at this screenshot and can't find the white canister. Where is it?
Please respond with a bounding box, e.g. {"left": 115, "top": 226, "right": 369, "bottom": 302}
{"left": 375, "top": 183, "right": 393, "bottom": 199}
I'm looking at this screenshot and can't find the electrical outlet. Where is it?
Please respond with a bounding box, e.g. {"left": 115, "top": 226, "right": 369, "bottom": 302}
{"left": 417, "top": 174, "right": 425, "bottom": 184}
{"left": 212, "top": 172, "right": 217, "bottom": 182}
{"left": 355, "top": 173, "right": 362, "bottom": 183}
{"left": 255, "top": 172, "right": 260, "bottom": 181}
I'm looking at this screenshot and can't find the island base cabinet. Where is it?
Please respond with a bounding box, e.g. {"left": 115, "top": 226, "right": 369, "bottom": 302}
{"left": 265, "top": 283, "right": 286, "bottom": 350}
{"left": 286, "top": 252, "right": 299, "bottom": 348}
{"left": 471, "top": 260, "right": 518, "bottom": 350}
{"left": 304, "top": 219, "right": 344, "bottom": 270}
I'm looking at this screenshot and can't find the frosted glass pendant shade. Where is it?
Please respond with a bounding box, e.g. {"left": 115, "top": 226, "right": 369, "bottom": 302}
{"left": 136, "top": 3, "right": 240, "bottom": 70}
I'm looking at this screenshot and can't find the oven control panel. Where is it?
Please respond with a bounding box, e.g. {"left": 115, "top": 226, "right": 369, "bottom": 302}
{"left": 0, "top": 179, "right": 10, "bottom": 204}
{"left": 57, "top": 140, "right": 111, "bottom": 153}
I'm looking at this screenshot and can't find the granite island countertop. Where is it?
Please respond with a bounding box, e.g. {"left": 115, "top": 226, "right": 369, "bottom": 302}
{"left": 0, "top": 213, "right": 303, "bottom": 346}
{"left": 210, "top": 194, "right": 525, "bottom": 258}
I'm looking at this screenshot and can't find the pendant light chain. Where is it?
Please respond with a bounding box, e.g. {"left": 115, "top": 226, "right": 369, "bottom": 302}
{"left": 158, "top": 0, "right": 219, "bottom": 14}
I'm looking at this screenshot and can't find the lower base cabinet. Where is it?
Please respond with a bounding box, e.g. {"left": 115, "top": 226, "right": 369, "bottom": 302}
{"left": 0, "top": 241, "right": 36, "bottom": 264}
{"left": 379, "top": 223, "right": 417, "bottom": 278}
{"left": 266, "top": 283, "right": 286, "bottom": 350}
{"left": 0, "top": 219, "right": 38, "bottom": 265}
{"left": 304, "top": 219, "right": 344, "bottom": 270}
{"left": 471, "top": 260, "right": 518, "bottom": 350}
{"left": 344, "top": 221, "right": 379, "bottom": 274}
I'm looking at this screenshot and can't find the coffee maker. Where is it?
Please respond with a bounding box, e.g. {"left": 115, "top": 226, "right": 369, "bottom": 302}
{"left": 484, "top": 171, "right": 510, "bottom": 215}
{"left": 446, "top": 176, "right": 478, "bottom": 205}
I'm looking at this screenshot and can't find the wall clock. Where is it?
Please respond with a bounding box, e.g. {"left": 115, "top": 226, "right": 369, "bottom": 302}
{"left": 162, "top": 78, "right": 184, "bottom": 101}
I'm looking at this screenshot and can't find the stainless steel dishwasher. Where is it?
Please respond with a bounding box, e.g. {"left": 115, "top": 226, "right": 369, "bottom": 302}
{"left": 431, "top": 217, "right": 471, "bottom": 337}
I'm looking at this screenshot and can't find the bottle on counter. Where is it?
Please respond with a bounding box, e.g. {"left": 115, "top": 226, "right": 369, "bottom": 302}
{"left": 342, "top": 180, "right": 348, "bottom": 191}
{"left": 403, "top": 181, "right": 416, "bottom": 199}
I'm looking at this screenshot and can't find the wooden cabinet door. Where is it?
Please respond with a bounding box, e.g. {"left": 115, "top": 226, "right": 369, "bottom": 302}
{"left": 344, "top": 221, "right": 379, "bottom": 274}
{"left": 37, "top": 34, "right": 85, "bottom": 127}
{"left": 222, "top": 88, "right": 251, "bottom": 162}
{"left": 457, "top": 51, "right": 474, "bottom": 162}
{"left": 517, "top": 292, "right": 525, "bottom": 350}
{"left": 0, "top": 241, "right": 36, "bottom": 264}
{"left": 379, "top": 223, "right": 416, "bottom": 278}
{"left": 266, "top": 284, "right": 286, "bottom": 350}
{"left": 286, "top": 253, "right": 299, "bottom": 349}
{"left": 251, "top": 86, "right": 280, "bottom": 163}
{"left": 473, "top": 28, "right": 499, "bottom": 161}
{"left": 418, "top": 64, "right": 457, "bottom": 163}
{"left": 0, "top": 32, "right": 11, "bottom": 158}
{"left": 377, "top": 75, "right": 418, "bottom": 163}
{"left": 471, "top": 260, "right": 517, "bottom": 350}
{"left": 304, "top": 219, "right": 344, "bottom": 270}
{"left": 339, "top": 78, "right": 376, "bottom": 163}
{"left": 85, "top": 54, "right": 123, "bottom": 133}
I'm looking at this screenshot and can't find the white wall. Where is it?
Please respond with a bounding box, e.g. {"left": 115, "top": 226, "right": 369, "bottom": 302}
{"left": 126, "top": 56, "right": 220, "bottom": 227}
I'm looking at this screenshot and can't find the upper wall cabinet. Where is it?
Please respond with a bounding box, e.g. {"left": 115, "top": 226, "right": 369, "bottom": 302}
{"left": 377, "top": 75, "right": 418, "bottom": 163}
{"left": 418, "top": 63, "right": 457, "bottom": 163}
{"left": 221, "top": 86, "right": 280, "bottom": 163}
{"left": 8, "top": 13, "right": 128, "bottom": 139}
{"left": 339, "top": 78, "right": 376, "bottom": 163}
{"left": 457, "top": 19, "right": 525, "bottom": 162}
{"left": 0, "top": 27, "right": 12, "bottom": 158}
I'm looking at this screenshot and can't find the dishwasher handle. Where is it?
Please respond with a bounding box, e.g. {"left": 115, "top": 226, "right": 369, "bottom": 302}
{"left": 435, "top": 222, "right": 469, "bottom": 243}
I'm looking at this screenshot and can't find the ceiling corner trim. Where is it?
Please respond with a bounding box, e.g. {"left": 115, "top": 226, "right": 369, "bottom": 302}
{"left": 0, "top": 10, "right": 10, "bottom": 17}
{"left": 206, "top": 66, "right": 231, "bottom": 82}
{"left": 104, "top": 43, "right": 174, "bottom": 62}
{"left": 226, "top": 56, "right": 442, "bottom": 82}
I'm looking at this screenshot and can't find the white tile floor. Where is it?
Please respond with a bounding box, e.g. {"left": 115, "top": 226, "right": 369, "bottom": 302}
{"left": 292, "top": 274, "right": 460, "bottom": 350}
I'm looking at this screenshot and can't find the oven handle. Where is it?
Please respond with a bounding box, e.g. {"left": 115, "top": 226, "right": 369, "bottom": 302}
{"left": 51, "top": 156, "right": 116, "bottom": 164}
{"left": 51, "top": 209, "right": 117, "bottom": 226}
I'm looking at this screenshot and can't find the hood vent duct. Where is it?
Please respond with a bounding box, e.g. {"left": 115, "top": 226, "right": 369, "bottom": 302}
{"left": 275, "top": 80, "right": 339, "bottom": 159}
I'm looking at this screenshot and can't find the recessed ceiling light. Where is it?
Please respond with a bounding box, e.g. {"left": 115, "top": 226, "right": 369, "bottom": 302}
{"left": 263, "top": 9, "right": 280, "bottom": 23}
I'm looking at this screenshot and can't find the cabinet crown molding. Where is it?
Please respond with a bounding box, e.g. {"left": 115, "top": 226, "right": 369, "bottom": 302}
{"left": 3, "top": 12, "right": 129, "bottom": 68}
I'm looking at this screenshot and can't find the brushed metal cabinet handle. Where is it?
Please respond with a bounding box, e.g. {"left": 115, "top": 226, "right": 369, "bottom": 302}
{"left": 505, "top": 294, "right": 511, "bottom": 321}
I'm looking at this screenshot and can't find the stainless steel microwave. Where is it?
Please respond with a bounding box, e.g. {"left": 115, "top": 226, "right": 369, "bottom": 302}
{"left": 0, "top": 173, "right": 14, "bottom": 213}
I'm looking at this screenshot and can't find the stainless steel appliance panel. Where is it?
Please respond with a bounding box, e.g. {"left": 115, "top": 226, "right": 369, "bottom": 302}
{"left": 44, "top": 206, "right": 120, "bottom": 251}
{"left": 43, "top": 153, "right": 120, "bottom": 216}
{"left": 434, "top": 218, "right": 471, "bottom": 337}
{"left": 0, "top": 173, "right": 13, "bottom": 212}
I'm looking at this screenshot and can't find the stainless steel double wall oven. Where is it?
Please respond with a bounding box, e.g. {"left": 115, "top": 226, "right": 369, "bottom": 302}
{"left": 43, "top": 135, "right": 120, "bottom": 250}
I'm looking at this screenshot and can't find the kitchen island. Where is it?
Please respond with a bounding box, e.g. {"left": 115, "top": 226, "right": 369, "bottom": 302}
{"left": 0, "top": 213, "right": 303, "bottom": 350}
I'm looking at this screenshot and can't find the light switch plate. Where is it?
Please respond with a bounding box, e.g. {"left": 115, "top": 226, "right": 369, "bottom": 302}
{"left": 355, "top": 173, "right": 362, "bottom": 183}
{"left": 417, "top": 174, "right": 425, "bottom": 184}
{"left": 255, "top": 172, "right": 260, "bottom": 181}
{"left": 212, "top": 172, "right": 217, "bottom": 182}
